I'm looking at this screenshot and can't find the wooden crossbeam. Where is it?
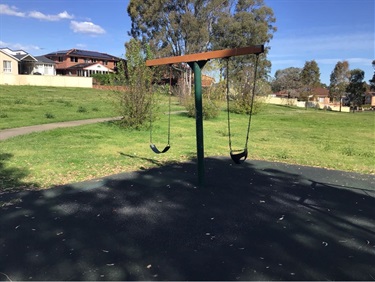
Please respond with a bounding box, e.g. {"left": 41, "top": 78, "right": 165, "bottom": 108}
{"left": 146, "top": 45, "right": 264, "bottom": 66}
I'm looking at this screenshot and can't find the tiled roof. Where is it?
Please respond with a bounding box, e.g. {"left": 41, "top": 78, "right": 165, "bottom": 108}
{"left": 35, "top": 56, "right": 56, "bottom": 64}
{"left": 67, "top": 63, "right": 96, "bottom": 69}
{"left": 13, "top": 54, "right": 37, "bottom": 62}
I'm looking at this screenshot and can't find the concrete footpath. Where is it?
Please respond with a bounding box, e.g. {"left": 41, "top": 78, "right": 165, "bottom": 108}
{"left": 0, "top": 157, "right": 374, "bottom": 281}
{"left": 0, "top": 117, "right": 121, "bottom": 141}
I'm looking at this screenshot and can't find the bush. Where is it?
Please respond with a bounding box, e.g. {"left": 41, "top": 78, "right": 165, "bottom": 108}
{"left": 77, "top": 106, "right": 87, "bottom": 113}
{"left": 183, "top": 82, "right": 223, "bottom": 120}
{"left": 113, "top": 39, "right": 153, "bottom": 129}
{"left": 185, "top": 97, "right": 220, "bottom": 120}
{"left": 92, "top": 73, "right": 113, "bottom": 85}
{"left": 45, "top": 113, "right": 55, "bottom": 119}
{"left": 229, "top": 78, "right": 263, "bottom": 115}
{"left": 229, "top": 96, "right": 264, "bottom": 115}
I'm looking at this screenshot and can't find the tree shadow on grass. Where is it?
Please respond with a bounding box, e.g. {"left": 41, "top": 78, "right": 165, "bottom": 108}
{"left": 0, "top": 152, "right": 39, "bottom": 195}
{"left": 0, "top": 157, "right": 374, "bottom": 281}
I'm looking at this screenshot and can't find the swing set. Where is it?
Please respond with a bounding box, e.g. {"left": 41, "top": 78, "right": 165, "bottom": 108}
{"left": 146, "top": 45, "right": 264, "bottom": 186}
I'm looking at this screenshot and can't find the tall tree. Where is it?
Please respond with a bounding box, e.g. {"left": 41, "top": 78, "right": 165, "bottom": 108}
{"left": 127, "top": 0, "right": 276, "bottom": 81}
{"left": 329, "top": 61, "right": 350, "bottom": 110}
{"left": 128, "top": 0, "right": 227, "bottom": 56}
{"left": 300, "top": 60, "right": 321, "bottom": 101}
{"left": 346, "top": 69, "right": 366, "bottom": 111}
{"left": 271, "top": 67, "right": 302, "bottom": 97}
{"left": 369, "top": 60, "right": 375, "bottom": 91}
{"left": 213, "top": 0, "right": 276, "bottom": 89}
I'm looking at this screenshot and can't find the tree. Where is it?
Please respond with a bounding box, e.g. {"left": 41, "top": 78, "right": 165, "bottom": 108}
{"left": 212, "top": 0, "right": 276, "bottom": 80}
{"left": 369, "top": 60, "right": 375, "bottom": 91}
{"left": 271, "top": 67, "right": 302, "bottom": 97}
{"left": 113, "top": 39, "right": 154, "bottom": 128}
{"left": 127, "top": 0, "right": 276, "bottom": 81}
{"left": 128, "top": 0, "right": 225, "bottom": 56}
{"left": 346, "top": 69, "right": 366, "bottom": 111}
{"left": 329, "top": 61, "right": 350, "bottom": 111}
{"left": 300, "top": 60, "right": 321, "bottom": 101}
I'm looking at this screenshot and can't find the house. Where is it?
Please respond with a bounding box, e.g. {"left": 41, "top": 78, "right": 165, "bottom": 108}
{"left": 364, "top": 91, "right": 375, "bottom": 108}
{"left": 44, "top": 49, "right": 121, "bottom": 76}
{"left": 34, "top": 56, "right": 56, "bottom": 75}
{"left": 310, "top": 87, "right": 330, "bottom": 103}
{"left": 1, "top": 48, "right": 57, "bottom": 75}
{"left": 0, "top": 47, "right": 37, "bottom": 75}
{"left": 1, "top": 49, "right": 19, "bottom": 75}
{"left": 201, "top": 74, "right": 215, "bottom": 87}
{"left": 274, "top": 87, "right": 329, "bottom": 102}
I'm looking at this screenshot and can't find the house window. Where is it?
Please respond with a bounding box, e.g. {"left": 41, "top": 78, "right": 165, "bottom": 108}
{"left": 58, "top": 56, "right": 63, "bottom": 62}
{"left": 70, "top": 57, "right": 78, "bottom": 62}
{"left": 103, "top": 60, "right": 108, "bottom": 65}
{"left": 3, "top": 60, "right": 11, "bottom": 73}
{"left": 92, "top": 59, "right": 97, "bottom": 63}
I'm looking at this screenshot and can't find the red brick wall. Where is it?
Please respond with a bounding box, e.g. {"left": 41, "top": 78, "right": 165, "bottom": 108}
{"left": 46, "top": 55, "right": 117, "bottom": 71}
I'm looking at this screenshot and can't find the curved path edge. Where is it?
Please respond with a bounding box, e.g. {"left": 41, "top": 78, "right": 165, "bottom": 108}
{"left": 0, "top": 117, "right": 121, "bottom": 141}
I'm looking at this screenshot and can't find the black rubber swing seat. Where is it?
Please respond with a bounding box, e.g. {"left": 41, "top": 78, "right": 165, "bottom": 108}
{"left": 230, "top": 148, "right": 248, "bottom": 164}
{"left": 150, "top": 144, "right": 170, "bottom": 154}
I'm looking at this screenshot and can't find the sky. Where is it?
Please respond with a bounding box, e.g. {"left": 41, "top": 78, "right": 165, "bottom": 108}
{"left": 0, "top": 0, "right": 374, "bottom": 85}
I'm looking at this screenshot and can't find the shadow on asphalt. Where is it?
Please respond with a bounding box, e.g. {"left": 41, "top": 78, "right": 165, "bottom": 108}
{"left": 0, "top": 157, "right": 374, "bottom": 281}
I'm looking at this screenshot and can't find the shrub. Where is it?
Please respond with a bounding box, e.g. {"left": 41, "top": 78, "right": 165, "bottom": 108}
{"left": 113, "top": 39, "right": 153, "bottom": 129}
{"left": 92, "top": 73, "right": 114, "bottom": 85}
{"left": 77, "top": 106, "right": 87, "bottom": 113}
{"left": 45, "top": 113, "right": 55, "bottom": 119}
{"left": 229, "top": 96, "right": 264, "bottom": 115}
{"left": 185, "top": 97, "right": 220, "bottom": 120}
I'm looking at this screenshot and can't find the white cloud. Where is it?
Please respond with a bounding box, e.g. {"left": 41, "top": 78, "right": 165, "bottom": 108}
{"left": 28, "top": 10, "right": 74, "bottom": 21}
{"left": 76, "top": 43, "right": 87, "bottom": 48}
{"left": 0, "top": 40, "right": 43, "bottom": 51}
{"left": 70, "top": 21, "right": 106, "bottom": 35}
{"left": 0, "top": 4, "right": 73, "bottom": 21}
{"left": 0, "top": 4, "right": 25, "bottom": 17}
{"left": 316, "top": 58, "right": 372, "bottom": 65}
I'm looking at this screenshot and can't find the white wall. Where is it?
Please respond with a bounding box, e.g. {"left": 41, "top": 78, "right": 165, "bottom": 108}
{"left": 266, "top": 96, "right": 350, "bottom": 112}
{"left": 33, "top": 64, "right": 56, "bottom": 76}
{"left": 0, "top": 73, "right": 92, "bottom": 88}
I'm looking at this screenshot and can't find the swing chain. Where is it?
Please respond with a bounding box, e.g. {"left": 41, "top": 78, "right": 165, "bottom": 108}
{"left": 225, "top": 53, "right": 260, "bottom": 161}
{"left": 149, "top": 65, "right": 172, "bottom": 154}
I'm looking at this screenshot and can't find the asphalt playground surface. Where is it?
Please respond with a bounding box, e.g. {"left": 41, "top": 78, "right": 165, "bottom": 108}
{"left": 0, "top": 154, "right": 374, "bottom": 281}
{"left": 1, "top": 120, "right": 374, "bottom": 280}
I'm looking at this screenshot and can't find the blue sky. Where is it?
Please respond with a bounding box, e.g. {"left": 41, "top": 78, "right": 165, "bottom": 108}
{"left": 0, "top": 0, "right": 374, "bottom": 85}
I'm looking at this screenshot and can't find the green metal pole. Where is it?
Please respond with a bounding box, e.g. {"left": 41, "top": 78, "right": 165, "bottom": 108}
{"left": 188, "top": 61, "right": 207, "bottom": 186}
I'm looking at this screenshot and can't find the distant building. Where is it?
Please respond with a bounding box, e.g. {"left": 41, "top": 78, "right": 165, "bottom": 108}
{"left": 0, "top": 47, "right": 37, "bottom": 75}
{"left": 44, "top": 49, "right": 122, "bottom": 76}
{"left": 34, "top": 56, "right": 56, "bottom": 75}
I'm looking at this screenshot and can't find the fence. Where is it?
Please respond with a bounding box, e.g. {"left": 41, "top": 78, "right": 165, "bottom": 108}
{"left": 0, "top": 73, "right": 92, "bottom": 88}
{"left": 265, "top": 96, "right": 350, "bottom": 112}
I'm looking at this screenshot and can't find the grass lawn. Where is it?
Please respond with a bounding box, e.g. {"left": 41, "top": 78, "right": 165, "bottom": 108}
{"left": 0, "top": 85, "right": 374, "bottom": 192}
{"left": 0, "top": 85, "right": 117, "bottom": 129}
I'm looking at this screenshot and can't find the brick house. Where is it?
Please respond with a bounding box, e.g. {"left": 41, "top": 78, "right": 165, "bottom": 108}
{"left": 44, "top": 49, "right": 122, "bottom": 76}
